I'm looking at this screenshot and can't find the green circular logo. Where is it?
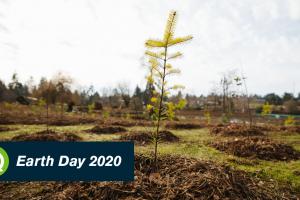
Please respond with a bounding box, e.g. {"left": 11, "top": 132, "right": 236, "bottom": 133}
{"left": 0, "top": 147, "right": 9, "bottom": 176}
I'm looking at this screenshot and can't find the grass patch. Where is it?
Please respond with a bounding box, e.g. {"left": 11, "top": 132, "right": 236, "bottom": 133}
{"left": 232, "top": 160, "right": 300, "bottom": 192}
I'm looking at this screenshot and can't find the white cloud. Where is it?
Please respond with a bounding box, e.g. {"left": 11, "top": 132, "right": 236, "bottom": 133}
{"left": 288, "top": 0, "right": 300, "bottom": 20}
{"left": 0, "top": 0, "right": 299, "bottom": 96}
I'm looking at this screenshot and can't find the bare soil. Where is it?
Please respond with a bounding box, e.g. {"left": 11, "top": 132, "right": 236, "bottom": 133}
{"left": 10, "top": 130, "right": 82, "bottom": 142}
{"left": 120, "top": 130, "right": 179, "bottom": 145}
{"left": 0, "top": 155, "right": 298, "bottom": 199}
{"left": 211, "top": 137, "right": 300, "bottom": 161}
{"left": 210, "top": 123, "right": 265, "bottom": 137}
{"left": 85, "top": 125, "right": 127, "bottom": 134}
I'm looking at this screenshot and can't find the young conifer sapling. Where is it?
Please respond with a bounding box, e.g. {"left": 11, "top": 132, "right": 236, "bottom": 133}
{"left": 144, "top": 11, "right": 192, "bottom": 166}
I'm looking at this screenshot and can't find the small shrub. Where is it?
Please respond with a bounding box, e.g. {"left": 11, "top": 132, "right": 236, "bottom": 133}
{"left": 284, "top": 116, "right": 295, "bottom": 126}
{"left": 261, "top": 102, "right": 272, "bottom": 116}
{"left": 88, "top": 103, "right": 95, "bottom": 114}
{"left": 102, "top": 110, "right": 110, "bottom": 120}
{"left": 221, "top": 114, "right": 229, "bottom": 123}
{"left": 38, "top": 98, "right": 46, "bottom": 107}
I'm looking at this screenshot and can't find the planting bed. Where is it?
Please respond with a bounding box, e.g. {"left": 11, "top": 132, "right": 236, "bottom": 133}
{"left": 11, "top": 130, "right": 82, "bottom": 142}
{"left": 86, "top": 125, "right": 127, "bottom": 134}
{"left": 120, "top": 130, "right": 179, "bottom": 145}
{"left": 211, "top": 137, "right": 300, "bottom": 161}
{"left": 165, "top": 122, "right": 203, "bottom": 130}
{"left": 0, "top": 155, "right": 298, "bottom": 199}
{"left": 210, "top": 124, "right": 265, "bottom": 137}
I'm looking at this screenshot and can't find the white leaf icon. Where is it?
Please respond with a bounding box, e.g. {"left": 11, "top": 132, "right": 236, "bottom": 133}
{"left": 0, "top": 153, "right": 4, "bottom": 172}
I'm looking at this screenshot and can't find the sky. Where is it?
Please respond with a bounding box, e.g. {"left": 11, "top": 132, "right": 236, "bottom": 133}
{"left": 0, "top": 0, "right": 299, "bottom": 96}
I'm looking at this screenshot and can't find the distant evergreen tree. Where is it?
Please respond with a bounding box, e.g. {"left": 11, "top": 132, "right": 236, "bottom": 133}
{"left": 0, "top": 80, "right": 7, "bottom": 101}
{"left": 89, "top": 92, "right": 101, "bottom": 104}
{"left": 264, "top": 93, "right": 282, "bottom": 105}
{"left": 143, "top": 82, "right": 155, "bottom": 106}
{"left": 131, "top": 85, "right": 144, "bottom": 116}
{"left": 282, "top": 92, "right": 294, "bottom": 102}
{"left": 8, "top": 73, "right": 28, "bottom": 97}
{"left": 133, "top": 86, "right": 142, "bottom": 98}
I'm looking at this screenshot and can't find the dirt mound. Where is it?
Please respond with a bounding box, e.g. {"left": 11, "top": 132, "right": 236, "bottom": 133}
{"left": 120, "top": 130, "right": 179, "bottom": 145}
{"left": 120, "top": 132, "right": 152, "bottom": 145}
{"left": 86, "top": 126, "right": 127, "bottom": 134}
{"left": 210, "top": 123, "right": 265, "bottom": 136}
{"left": 1, "top": 155, "right": 298, "bottom": 199}
{"left": 11, "top": 130, "right": 82, "bottom": 142}
{"left": 211, "top": 137, "right": 300, "bottom": 161}
{"left": 159, "top": 130, "right": 179, "bottom": 142}
{"left": 165, "top": 122, "right": 203, "bottom": 129}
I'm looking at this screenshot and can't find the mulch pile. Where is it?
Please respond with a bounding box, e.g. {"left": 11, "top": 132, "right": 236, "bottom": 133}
{"left": 211, "top": 137, "right": 300, "bottom": 161}
{"left": 0, "top": 155, "right": 298, "bottom": 199}
{"left": 86, "top": 126, "right": 127, "bottom": 134}
{"left": 120, "top": 130, "right": 179, "bottom": 145}
{"left": 165, "top": 122, "right": 203, "bottom": 129}
{"left": 250, "top": 125, "right": 276, "bottom": 132}
{"left": 210, "top": 124, "right": 265, "bottom": 137}
{"left": 11, "top": 130, "right": 82, "bottom": 142}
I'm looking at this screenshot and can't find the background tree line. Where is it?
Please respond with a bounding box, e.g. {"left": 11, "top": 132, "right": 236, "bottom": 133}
{"left": 0, "top": 73, "right": 299, "bottom": 115}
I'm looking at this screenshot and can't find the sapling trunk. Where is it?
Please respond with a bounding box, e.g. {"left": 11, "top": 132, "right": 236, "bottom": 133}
{"left": 153, "top": 46, "right": 168, "bottom": 165}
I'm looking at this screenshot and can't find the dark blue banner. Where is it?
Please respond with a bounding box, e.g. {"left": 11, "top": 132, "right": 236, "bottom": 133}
{"left": 0, "top": 142, "right": 134, "bottom": 181}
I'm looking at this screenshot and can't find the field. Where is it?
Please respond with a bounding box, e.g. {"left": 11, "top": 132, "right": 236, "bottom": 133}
{"left": 0, "top": 111, "right": 299, "bottom": 199}
{"left": 1, "top": 1, "right": 300, "bottom": 199}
